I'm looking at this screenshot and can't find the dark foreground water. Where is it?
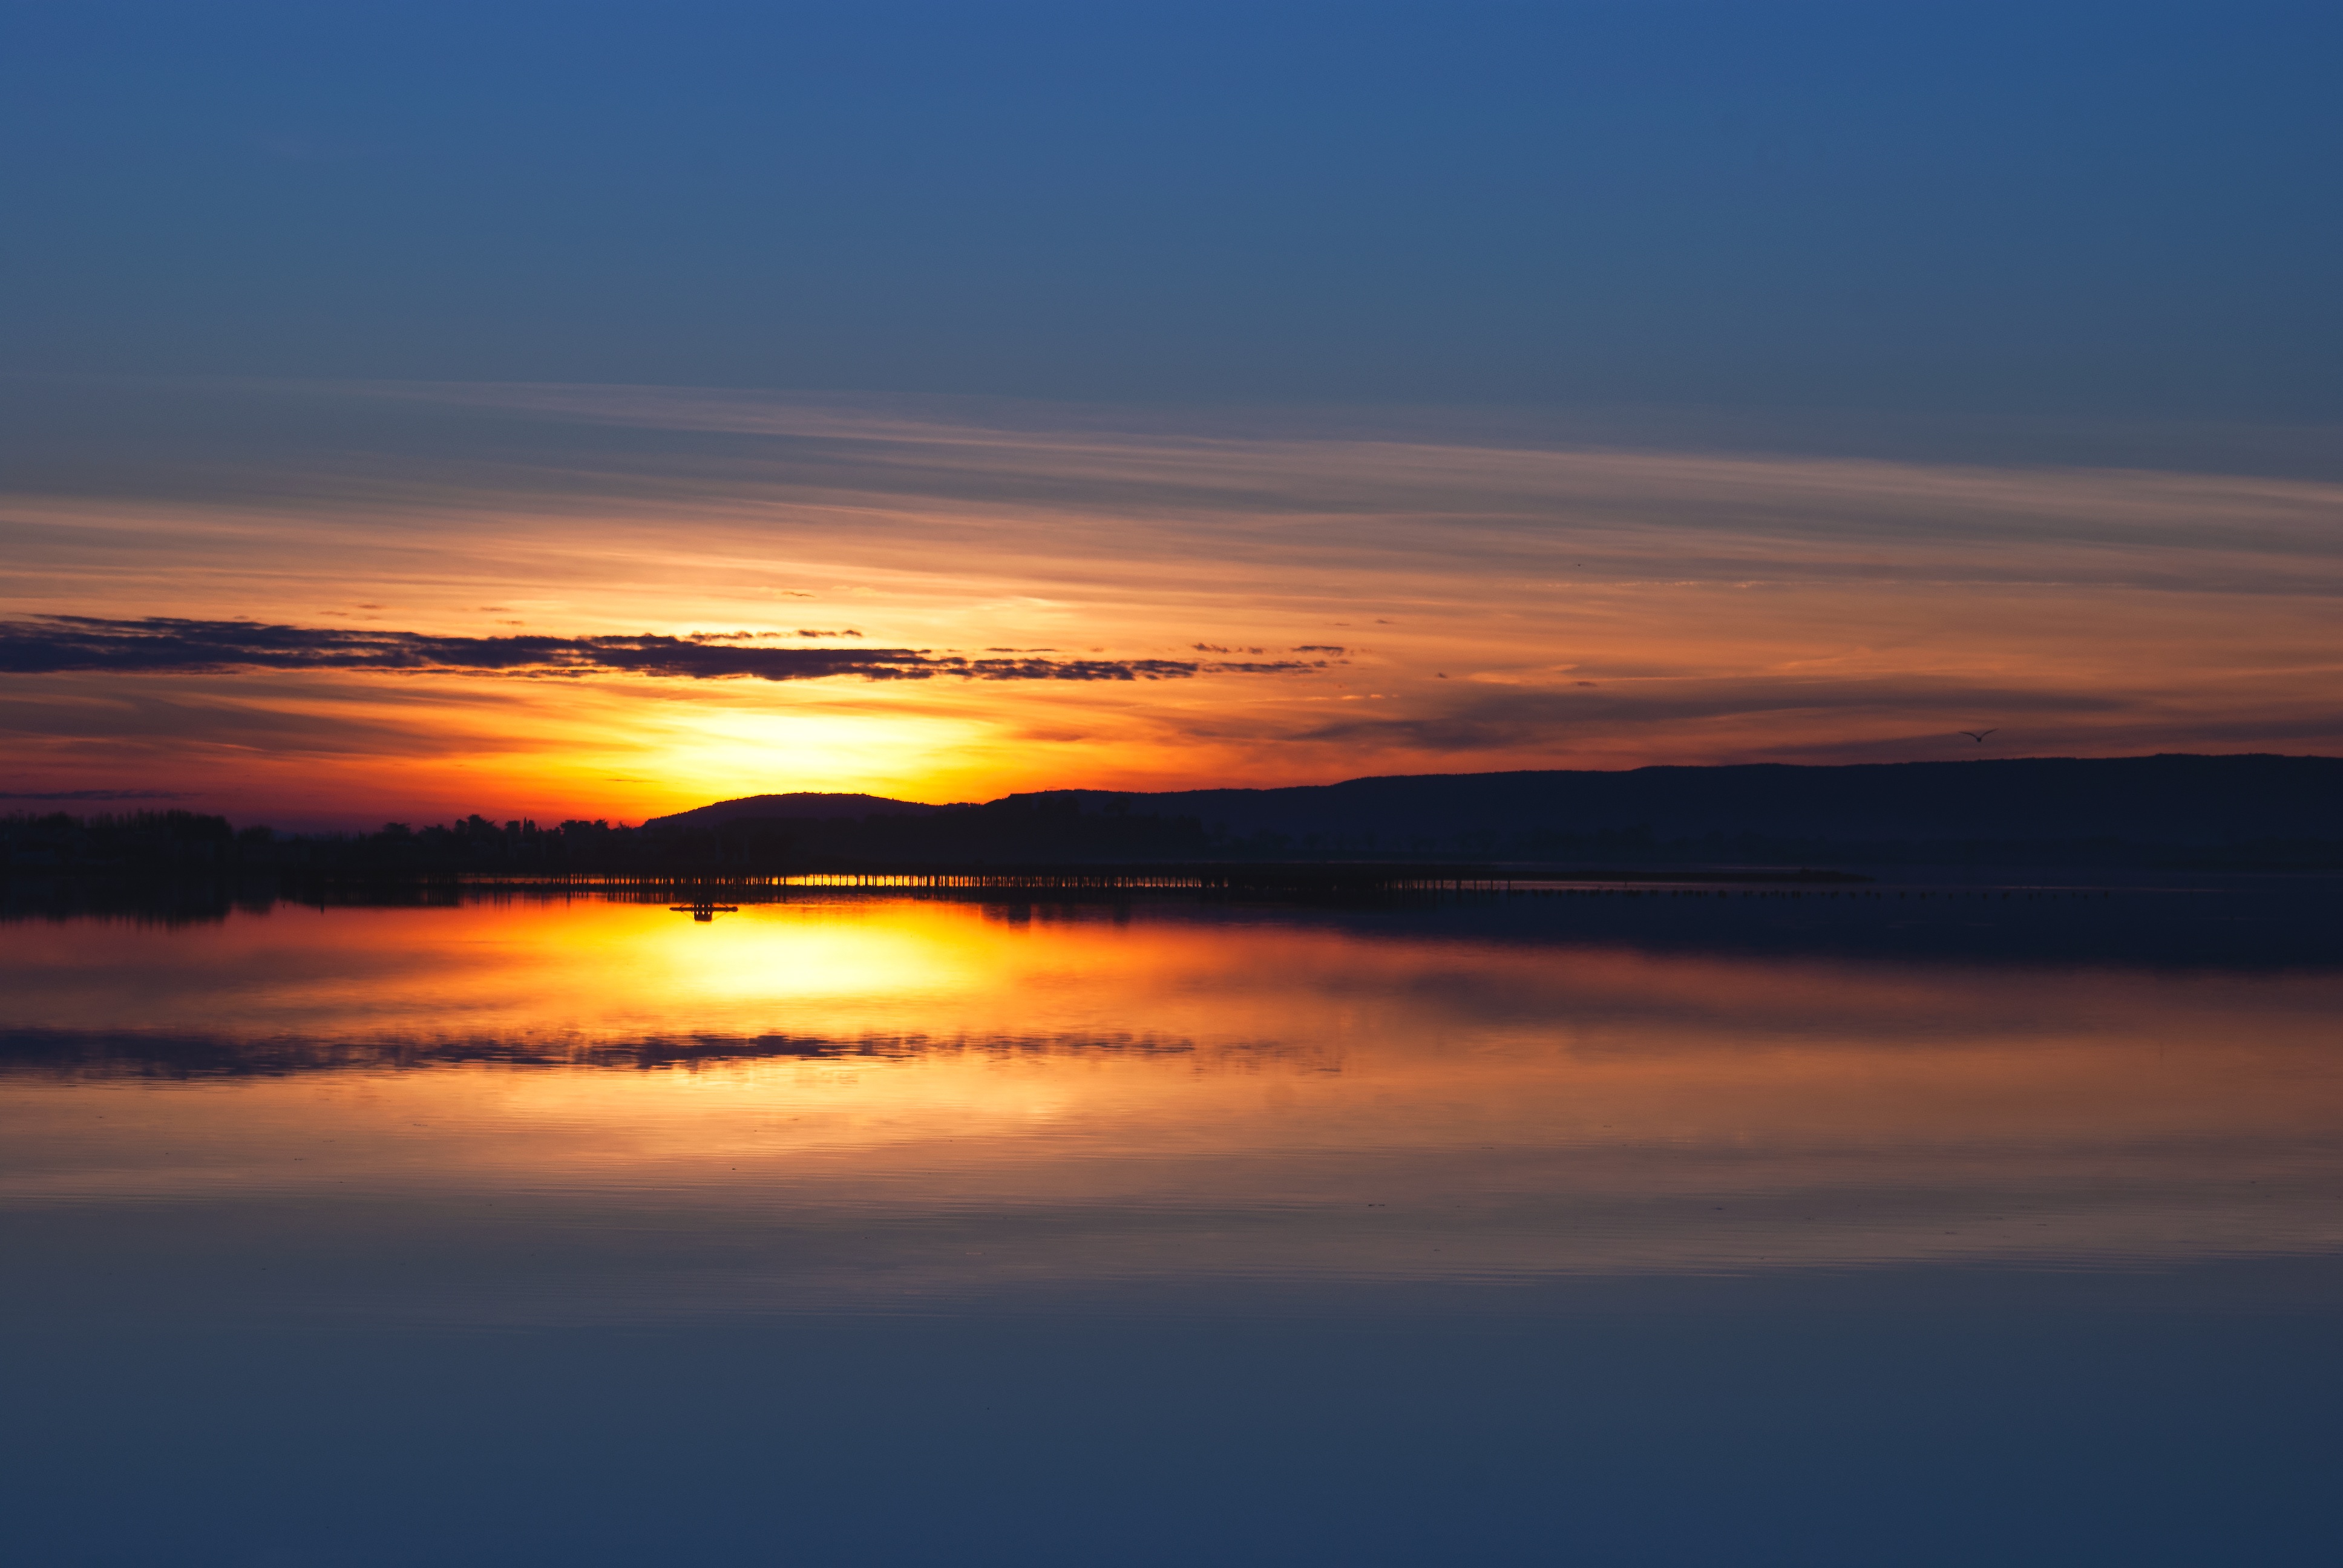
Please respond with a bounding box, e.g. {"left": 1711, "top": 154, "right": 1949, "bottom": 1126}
{"left": 4, "top": 878, "right": 2339, "bottom": 1567}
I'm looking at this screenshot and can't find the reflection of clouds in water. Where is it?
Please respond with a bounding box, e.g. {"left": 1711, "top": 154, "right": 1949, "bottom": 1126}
{"left": 0, "top": 1025, "right": 1254, "bottom": 1077}
{"left": 2, "top": 897, "right": 2339, "bottom": 1316}
{"left": 8, "top": 1057, "right": 2334, "bottom": 1325}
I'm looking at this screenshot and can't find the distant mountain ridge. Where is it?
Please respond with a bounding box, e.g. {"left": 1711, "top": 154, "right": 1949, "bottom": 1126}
{"left": 646, "top": 754, "right": 2341, "bottom": 866}
{"left": 16, "top": 755, "right": 2332, "bottom": 882}
{"left": 644, "top": 792, "right": 943, "bottom": 830}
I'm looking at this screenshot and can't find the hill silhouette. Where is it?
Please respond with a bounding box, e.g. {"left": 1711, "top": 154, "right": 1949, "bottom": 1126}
{"left": 644, "top": 792, "right": 944, "bottom": 830}
{"left": 647, "top": 754, "right": 2341, "bottom": 867}
{"left": 1026, "top": 754, "right": 2339, "bottom": 854}
{"left": 9, "top": 755, "right": 2338, "bottom": 883}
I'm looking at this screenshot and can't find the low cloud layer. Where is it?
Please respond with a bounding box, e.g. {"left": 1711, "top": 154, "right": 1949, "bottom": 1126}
{"left": 0, "top": 616, "right": 1326, "bottom": 684}
{"left": 1291, "top": 681, "right": 2129, "bottom": 753}
{"left": 0, "top": 788, "right": 191, "bottom": 802}
{"left": 4, "top": 381, "right": 2339, "bottom": 823}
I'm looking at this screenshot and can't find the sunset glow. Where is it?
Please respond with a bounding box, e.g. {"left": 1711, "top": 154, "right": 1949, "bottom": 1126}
{"left": 11, "top": 8, "right": 2343, "bottom": 1560}
{"left": 7, "top": 387, "right": 2339, "bottom": 826}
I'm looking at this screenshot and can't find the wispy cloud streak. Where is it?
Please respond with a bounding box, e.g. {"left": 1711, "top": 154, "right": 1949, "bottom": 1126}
{"left": 0, "top": 617, "right": 1327, "bottom": 684}
{"left": 0, "top": 788, "right": 191, "bottom": 802}
{"left": 5, "top": 381, "right": 2339, "bottom": 823}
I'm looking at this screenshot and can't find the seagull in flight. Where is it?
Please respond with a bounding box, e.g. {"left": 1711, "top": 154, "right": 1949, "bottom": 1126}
{"left": 1959, "top": 729, "right": 1996, "bottom": 743}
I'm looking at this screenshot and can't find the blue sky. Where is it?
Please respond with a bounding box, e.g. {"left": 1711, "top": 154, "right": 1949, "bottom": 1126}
{"left": 5, "top": 4, "right": 2341, "bottom": 818}
{"left": 7, "top": 1, "right": 2339, "bottom": 417}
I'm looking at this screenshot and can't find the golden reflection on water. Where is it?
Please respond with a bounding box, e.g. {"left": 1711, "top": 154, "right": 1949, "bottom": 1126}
{"left": 4, "top": 897, "right": 2339, "bottom": 1311}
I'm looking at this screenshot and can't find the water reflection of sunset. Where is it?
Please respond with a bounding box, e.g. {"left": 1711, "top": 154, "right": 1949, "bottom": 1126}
{"left": 4, "top": 898, "right": 2339, "bottom": 1314}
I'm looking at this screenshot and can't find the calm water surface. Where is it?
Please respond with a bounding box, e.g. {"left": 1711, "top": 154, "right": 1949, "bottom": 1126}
{"left": 5, "top": 886, "right": 2339, "bottom": 1566}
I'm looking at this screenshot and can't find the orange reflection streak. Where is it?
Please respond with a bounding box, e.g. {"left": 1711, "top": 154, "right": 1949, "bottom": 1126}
{"left": 4, "top": 900, "right": 2340, "bottom": 1314}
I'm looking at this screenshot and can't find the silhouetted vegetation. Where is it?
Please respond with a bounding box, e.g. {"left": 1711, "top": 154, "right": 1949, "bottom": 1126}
{"left": 2, "top": 799, "right": 1219, "bottom": 880}
{"left": 8, "top": 757, "right": 2340, "bottom": 896}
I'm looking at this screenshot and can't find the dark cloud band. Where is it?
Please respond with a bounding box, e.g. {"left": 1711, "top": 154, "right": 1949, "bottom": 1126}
{"left": 0, "top": 617, "right": 1328, "bottom": 684}
{"left": 0, "top": 788, "right": 193, "bottom": 801}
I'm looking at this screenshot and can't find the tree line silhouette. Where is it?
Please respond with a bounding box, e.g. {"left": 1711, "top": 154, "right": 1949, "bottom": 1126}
{"left": 8, "top": 774, "right": 2341, "bottom": 886}
{"left": 2, "top": 799, "right": 1224, "bottom": 878}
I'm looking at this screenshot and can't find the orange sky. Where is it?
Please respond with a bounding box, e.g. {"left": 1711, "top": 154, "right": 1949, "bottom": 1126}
{"left": 5, "top": 383, "right": 2340, "bottom": 827}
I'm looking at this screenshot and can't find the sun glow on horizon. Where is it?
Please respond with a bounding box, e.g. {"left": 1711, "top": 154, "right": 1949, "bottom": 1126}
{"left": 4, "top": 388, "right": 2341, "bottom": 826}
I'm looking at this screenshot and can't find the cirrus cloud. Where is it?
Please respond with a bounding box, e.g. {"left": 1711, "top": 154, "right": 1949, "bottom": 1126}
{"left": 0, "top": 616, "right": 1332, "bottom": 685}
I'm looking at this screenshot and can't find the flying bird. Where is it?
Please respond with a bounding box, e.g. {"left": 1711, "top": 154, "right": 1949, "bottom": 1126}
{"left": 1959, "top": 729, "right": 1996, "bottom": 743}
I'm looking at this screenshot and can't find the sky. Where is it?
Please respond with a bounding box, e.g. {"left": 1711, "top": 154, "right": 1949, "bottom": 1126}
{"left": 2, "top": 2, "right": 2339, "bottom": 827}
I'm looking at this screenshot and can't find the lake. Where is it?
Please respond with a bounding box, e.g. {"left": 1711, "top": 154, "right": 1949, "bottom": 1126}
{"left": 4, "top": 880, "right": 2339, "bottom": 1566}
